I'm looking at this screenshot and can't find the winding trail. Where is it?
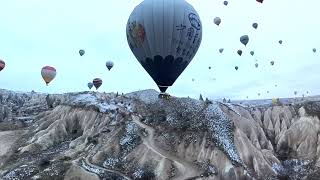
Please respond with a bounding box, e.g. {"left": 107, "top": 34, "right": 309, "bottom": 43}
{"left": 82, "top": 128, "right": 132, "bottom": 180}
{"left": 132, "top": 115, "right": 200, "bottom": 180}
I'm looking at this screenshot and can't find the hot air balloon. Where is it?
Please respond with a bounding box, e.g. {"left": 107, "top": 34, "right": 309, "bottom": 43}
{"left": 267, "top": 91, "right": 269, "bottom": 93}
{"left": 255, "top": 63, "right": 258, "bottom": 68}
{"left": 279, "top": 40, "right": 283, "bottom": 44}
{"left": 214, "top": 17, "right": 221, "bottom": 26}
{"left": 313, "top": 48, "right": 316, "bottom": 53}
{"left": 192, "top": 78, "right": 195, "bottom": 82}
{"left": 88, "top": 82, "right": 93, "bottom": 89}
{"left": 240, "top": 35, "right": 249, "bottom": 46}
{"left": 41, "top": 66, "right": 56, "bottom": 85}
{"left": 126, "top": 0, "right": 202, "bottom": 93}
{"left": 250, "top": 51, "right": 254, "bottom": 56}
{"left": 258, "top": 93, "right": 261, "bottom": 96}
{"left": 237, "top": 50, "right": 242, "bottom": 56}
{"left": 256, "top": 0, "right": 263, "bottom": 3}
{"left": 93, "top": 78, "right": 103, "bottom": 90}
{"left": 235, "top": 66, "right": 239, "bottom": 70}
{"left": 0, "top": 59, "right": 5, "bottom": 71}
{"left": 270, "top": 61, "right": 275, "bottom": 66}
{"left": 275, "top": 84, "right": 278, "bottom": 87}
{"left": 223, "top": 1, "right": 228, "bottom": 6}
{"left": 106, "top": 61, "right": 114, "bottom": 71}
{"left": 208, "top": 66, "right": 212, "bottom": 70}
{"left": 252, "top": 23, "right": 258, "bottom": 29}
{"left": 219, "top": 48, "right": 224, "bottom": 53}
{"left": 294, "top": 91, "right": 297, "bottom": 96}
{"left": 79, "top": 49, "right": 85, "bottom": 56}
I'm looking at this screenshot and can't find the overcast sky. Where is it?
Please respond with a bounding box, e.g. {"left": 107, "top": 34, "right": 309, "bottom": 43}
{"left": 0, "top": 0, "right": 319, "bottom": 100}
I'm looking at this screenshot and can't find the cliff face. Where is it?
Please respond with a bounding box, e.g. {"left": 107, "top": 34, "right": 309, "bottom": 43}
{"left": 0, "top": 89, "right": 320, "bottom": 180}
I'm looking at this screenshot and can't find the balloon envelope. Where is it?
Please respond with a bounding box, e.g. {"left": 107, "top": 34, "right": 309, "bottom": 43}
{"left": 237, "top": 50, "right": 242, "bottom": 56}
{"left": 214, "top": 17, "right": 221, "bottom": 26}
{"left": 255, "top": 63, "right": 259, "bottom": 68}
{"left": 270, "top": 61, "right": 275, "bottom": 66}
{"left": 79, "top": 49, "right": 85, "bottom": 56}
{"left": 93, "top": 78, "right": 103, "bottom": 90}
{"left": 126, "top": 0, "right": 202, "bottom": 93}
{"left": 219, "top": 48, "right": 224, "bottom": 53}
{"left": 223, "top": 1, "right": 228, "bottom": 6}
{"left": 235, "top": 66, "right": 239, "bottom": 70}
{"left": 256, "top": 0, "right": 263, "bottom": 3}
{"left": 0, "top": 59, "right": 5, "bottom": 71}
{"left": 250, "top": 51, "right": 254, "bottom": 56}
{"left": 279, "top": 40, "right": 283, "bottom": 44}
{"left": 240, "top": 35, "right": 249, "bottom": 46}
{"left": 313, "top": 48, "right": 316, "bottom": 53}
{"left": 41, "top": 66, "right": 56, "bottom": 85}
{"left": 88, "top": 82, "right": 93, "bottom": 89}
{"left": 106, "top": 61, "right": 114, "bottom": 71}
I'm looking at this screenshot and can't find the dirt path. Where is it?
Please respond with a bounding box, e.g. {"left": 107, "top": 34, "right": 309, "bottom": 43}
{"left": 132, "top": 115, "right": 200, "bottom": 180}
{"left": 84, "top": 156, "right": 132, "bottom": 180}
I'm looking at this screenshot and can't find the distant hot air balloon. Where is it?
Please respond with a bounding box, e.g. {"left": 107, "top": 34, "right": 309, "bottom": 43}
{"left": 219, "top": 48, "right": 224, "bottom": 53}
{"left": 240, "top": 35, "right": 249, "bottom": 46}
{"left": 79, "top": 49, "right": 85, "bottom": 56}
{"left": 192, "top": 78, "right": 195, "bottom": 82}
{"left": 214, "top": 17, "right": 221, "bottom": 26}
{"left": 258, "top": 93, "right": 261, "bottom": 96}
{"left": 279, "top": 40, "right": 283, "bottom": 44}
{"left": 41, "top": 66, "right": 56, "bottom": 85}
{"left": 250, "top": 51, "right": 254, "bottom": 56}
{"left": 126, "top": 0, "right": 202, "bottom": 93}
{"left": 267, "top": 91, "right": 269, "bottom": 93}
{"left": 252, "top": 23, "right": 258, "bottom": 29}
{"left": 255, "top": 63, "right": 259, "bottom": 68}
{"left": 106, "top": 61, "right": 114, "bottom": 71}
{"left": 246, "top": 96, "right": 249, "bottom": 99}
{"left": 237, "top": 50, "right": 243, "bottom": 56}
{"left": 88, "top": 82, "right": 93, "bottom": 89}
{"left": 93, "top": 78, "right": 103, "bottom": 90}
{"left": 235, "top": 66, "right": 239, "bottom": 70}
{"left": 270, "top": 61, "right": 275, "bottom": 66}
{"left": 256, "top": 0, "right": 263, "bottom": 3}
{"left": 313, "top": 48, "right": 316, "bottom": 53}
{"left": 294, "top": 91, "right": 297, "bottom": 96}
{"left": 275, "top": 84, "right": 278, "bottom": 87}
{"left": 208, "top": 66, "right": 212, "bottom": 70}
{"left": 223, "top": 1, "right": 228, "bottom": 6}
{"left": 0, "top": 59, "right": 5, "bottom": 71}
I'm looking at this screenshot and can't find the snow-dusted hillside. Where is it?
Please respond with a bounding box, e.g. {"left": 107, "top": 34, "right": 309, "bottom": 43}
{"left": 0, "top": 89, "right": 320, "bottom": 180}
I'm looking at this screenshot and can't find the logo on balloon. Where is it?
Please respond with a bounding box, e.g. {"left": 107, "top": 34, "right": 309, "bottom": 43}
{"left": 128, "top": 21, "right": 146, "bottom": 48}
{"left": 188, "top": 13, "right": 201, "bottom": 30}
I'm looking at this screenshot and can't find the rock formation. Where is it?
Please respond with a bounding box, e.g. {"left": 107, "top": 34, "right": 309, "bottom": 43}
{"left": 0, "top": 88, "right": 320, "bottom": 179}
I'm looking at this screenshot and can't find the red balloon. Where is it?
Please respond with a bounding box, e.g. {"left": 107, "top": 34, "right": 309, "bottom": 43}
{"left": 93, "top": 78, "right": 103, "bottom": 90}
{"left": 0, "top": 59, "right": 5, "bottom": 71}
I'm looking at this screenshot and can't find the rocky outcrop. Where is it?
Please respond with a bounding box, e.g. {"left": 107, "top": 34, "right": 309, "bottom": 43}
{"left": 0, "top": 89, "right": 320, "bottom": 179}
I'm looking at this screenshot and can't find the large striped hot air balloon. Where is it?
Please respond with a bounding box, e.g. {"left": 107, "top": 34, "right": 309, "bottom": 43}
{"left": 126, "top": 0, "right": 202, "bottom": 93}
{"left": 41, "top": 66, "right": 56, "bottom": 85}
{"left": 93, "top": 78, "right": 102, "bottom": 90}
{"left": 0, "top": 59, "right": 5, "bottom": 71}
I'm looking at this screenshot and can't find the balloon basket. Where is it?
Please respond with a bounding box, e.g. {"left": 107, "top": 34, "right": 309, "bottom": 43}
{"left": 158, "top": 92, "right": 171, "bottom": 100}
